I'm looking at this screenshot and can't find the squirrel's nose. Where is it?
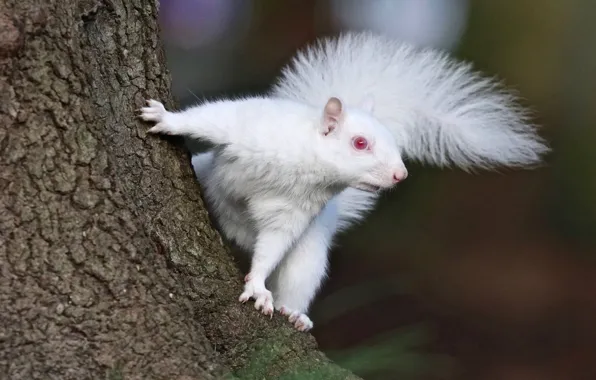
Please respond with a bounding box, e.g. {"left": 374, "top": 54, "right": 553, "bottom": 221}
{"left": 392, "top": 169, "right": 408, "bottom": 183}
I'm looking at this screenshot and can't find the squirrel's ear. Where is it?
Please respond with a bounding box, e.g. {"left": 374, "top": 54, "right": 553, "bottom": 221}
{"left": 321, "top": 97, "right": 343, "bottom": 136}
{"left": 360, "top": 94, "right": 375, "bottom": 113}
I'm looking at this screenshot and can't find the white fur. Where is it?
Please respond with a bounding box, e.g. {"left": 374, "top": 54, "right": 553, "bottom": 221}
{"left": 140, "top": 95, "right": 405, "bottom": 332}
{"left": 140, "top": 32, "right": 548, "bottom": 333}
{"left": 272, "top": 31, "right": 549, "bottom": 170}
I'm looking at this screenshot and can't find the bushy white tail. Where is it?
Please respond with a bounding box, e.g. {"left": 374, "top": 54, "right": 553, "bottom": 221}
{"left": 271, "top": 32, "right": 549, "bottom": 171}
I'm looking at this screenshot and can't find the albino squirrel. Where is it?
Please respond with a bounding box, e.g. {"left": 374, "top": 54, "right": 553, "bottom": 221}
{"left": 140, "top": 32, "right": 549, "bottom": 332}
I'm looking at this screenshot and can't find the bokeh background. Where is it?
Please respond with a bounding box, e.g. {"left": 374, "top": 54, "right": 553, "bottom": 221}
{"left": 157, "top": 1, "right": 596, "bottom": 379}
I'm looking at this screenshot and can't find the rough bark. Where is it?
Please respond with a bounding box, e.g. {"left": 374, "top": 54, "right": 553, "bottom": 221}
{"left": 0, "top": 1, "right": 360, "bottom": 379}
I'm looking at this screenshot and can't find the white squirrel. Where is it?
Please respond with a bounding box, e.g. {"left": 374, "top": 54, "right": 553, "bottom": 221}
{"left": 140, "top": 31, "right": 549, "bottom": 332}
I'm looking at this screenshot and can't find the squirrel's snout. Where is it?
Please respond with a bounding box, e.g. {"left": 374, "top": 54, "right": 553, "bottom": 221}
{"left": 392, "top": 169, "right": 408, "bottom": 183}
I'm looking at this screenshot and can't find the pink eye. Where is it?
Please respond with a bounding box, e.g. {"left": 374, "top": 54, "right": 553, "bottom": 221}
{"left": 352, "top": 136, "right": 369, "bottom": 151}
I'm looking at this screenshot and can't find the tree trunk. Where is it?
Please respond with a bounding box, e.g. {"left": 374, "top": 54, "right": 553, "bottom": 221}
{"left": 0, "top": 1, "right": 359, "bottom": 379}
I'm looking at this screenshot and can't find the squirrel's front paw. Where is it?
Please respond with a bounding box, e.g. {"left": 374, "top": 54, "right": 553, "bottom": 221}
{"left": 239, "top": 277, "right": 274, "bottom": 317}
{"left": 279, "top": 306, "right": 313, "bottom": 332}
{"left": 139, "top": 99, "right": 171, "bottom": 134}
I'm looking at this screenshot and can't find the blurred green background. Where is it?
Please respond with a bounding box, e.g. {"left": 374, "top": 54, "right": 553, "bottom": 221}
{"left": 158, "top": 1, "right": 596, "bottom": 379}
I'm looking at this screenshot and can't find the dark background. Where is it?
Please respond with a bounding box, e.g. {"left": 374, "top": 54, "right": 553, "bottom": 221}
{"left": 158, "top": 1, "right": 596, "bottom": 379}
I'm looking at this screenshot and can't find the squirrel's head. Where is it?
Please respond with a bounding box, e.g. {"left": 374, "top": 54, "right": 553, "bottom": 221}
{"left": 316, "top": 97, "right": 408, "bottom": 192}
